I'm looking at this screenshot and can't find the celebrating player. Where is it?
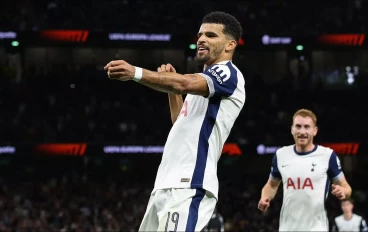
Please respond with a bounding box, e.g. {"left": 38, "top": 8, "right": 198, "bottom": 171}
{"left": 258, "top": 109, "right": 352, "bottom": 231}
{"left": 104, "top": 11, "right": 245, "bottom": 232}
{"left": 332, "top": 199, "right": 368, "bottom": 232}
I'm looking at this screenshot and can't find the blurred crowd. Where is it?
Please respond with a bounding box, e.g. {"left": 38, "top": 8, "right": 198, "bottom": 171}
{"left": 1, "top": 0, "right": 367, "bottom": 145}
{"left": 0, "top": 171, "right": 278, "bottom": 232}
{"left": 0, "top": 159, "right": 366, "bottom": 232}
{"left": 0, "top": 0, "right": 367, "bottom": 34}
{"left": 1, "top": 60, "right": 367, "bottom": 145}
{"left": 0, "top": 172, "right": 149, "bottom": 231}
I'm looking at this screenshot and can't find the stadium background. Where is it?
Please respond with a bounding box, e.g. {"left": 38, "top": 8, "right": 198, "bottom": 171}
{"left": 1, "top": 0, "right": 368, "bottom": 231}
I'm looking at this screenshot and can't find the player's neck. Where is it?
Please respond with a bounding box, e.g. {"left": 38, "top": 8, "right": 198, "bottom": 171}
{"left": 295, "top": 143, "right": 315, "bottom": 153}
{"left": 343, "top": 212, "right": 353, "bottom": 220}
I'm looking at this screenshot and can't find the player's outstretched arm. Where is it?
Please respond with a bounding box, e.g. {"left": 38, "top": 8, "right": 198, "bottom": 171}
{"left": 331, "top": 176, "right": 352, "bottom": 200}
{"left": 157, "top": 64, "right": 183, "bottom": 124}
{"left": 104, "top": 60, "right": 209, "bottom": 96}
{"left": 258, "top": 178, "right": 281, "bottom": 211}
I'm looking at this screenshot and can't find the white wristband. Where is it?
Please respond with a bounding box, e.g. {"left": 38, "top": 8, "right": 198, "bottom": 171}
{"left": 133, "top": 66, "right": 143, "bottom": 82}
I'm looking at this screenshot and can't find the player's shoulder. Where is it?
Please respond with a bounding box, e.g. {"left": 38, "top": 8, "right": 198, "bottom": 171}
{"left": 227, "top": 61, "right": 244, "bottom": 79}
{"left": 353, "top": 213, "right": 363, "bottom": 220}
{"left": 275, "top": 145, "right": 295, "bottom": 156}
{"left": 334, "top": 214, "right": 344, "bottom": 222}
{"left": 207, "top": 61, "right": 243, "bottom": 79}
{"left": 316, "top": 144, "right": 334, "bottom": 156}
{"left": 276, "top": 145, "right": 295, "bottom": 153}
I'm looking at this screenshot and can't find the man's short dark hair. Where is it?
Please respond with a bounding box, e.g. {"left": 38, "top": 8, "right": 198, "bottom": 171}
{"left": 202, "top": 11, "right": 243, "bottom": 42}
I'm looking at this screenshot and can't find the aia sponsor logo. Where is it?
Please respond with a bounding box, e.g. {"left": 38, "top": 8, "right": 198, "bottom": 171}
{"left": 287, "top": 177, "right": 314, "bottom": 190}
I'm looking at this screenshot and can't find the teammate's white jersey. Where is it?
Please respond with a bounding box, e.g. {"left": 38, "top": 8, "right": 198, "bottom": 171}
{"left": 270, "top": 145, "right": 344, "bottom": 231}
{"left": 333, "top": 214, "right": 368, "bottom": 232}
{"left": 153, "top": 60, "right": 245, "bottom": 199}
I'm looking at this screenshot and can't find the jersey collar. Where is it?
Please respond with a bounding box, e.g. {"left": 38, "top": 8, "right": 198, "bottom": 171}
{"left": 216, "top": 60, "right": 231, "bottom": 65}
{"left": 293, "top": 144, "right": 318, "bottom": 156}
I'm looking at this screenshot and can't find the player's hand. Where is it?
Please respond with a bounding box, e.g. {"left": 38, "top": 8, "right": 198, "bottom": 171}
{"left": 331, "top": 184, "right": 346, "bottom": 200}
{"left": 258, "top": 198, "right": 270, "bottom": 212}
{"left": 157, "top": 63, "right": 176, "bottom": 73}
{"left": 104, "top": 60, "right": 135, "bottom": 81}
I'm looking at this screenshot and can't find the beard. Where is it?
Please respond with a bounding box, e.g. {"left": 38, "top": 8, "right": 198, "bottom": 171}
{"left": 194, "top": 45, "right": 223, "bottom": 66}
{"left": 194, "top": 52, "right": 210, "bottom": 65}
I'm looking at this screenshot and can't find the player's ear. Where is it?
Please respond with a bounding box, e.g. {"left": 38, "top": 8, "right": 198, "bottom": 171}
{"left": 225, "top": 40, "right": 237, "bottom": 52}
{"left": 313, "top": 126, "right": 318, "bottom": 136}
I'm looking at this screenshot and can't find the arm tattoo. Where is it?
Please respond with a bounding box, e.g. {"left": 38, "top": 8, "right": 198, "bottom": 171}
{"left": 191, "top": 75, "right": 197, "bottom": 80}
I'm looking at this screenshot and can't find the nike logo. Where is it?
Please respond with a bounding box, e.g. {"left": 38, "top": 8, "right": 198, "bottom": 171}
{"left": 281, "top": 164, "right": 290, "bottom": 167}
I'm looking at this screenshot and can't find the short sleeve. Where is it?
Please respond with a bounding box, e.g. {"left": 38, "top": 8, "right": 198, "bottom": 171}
{"left": 270, "top": 154, "right": 281, "bottom": 180}
{"left": 198, "top": 62, "right": 238, "bottom": 98}
{"left": 327, "top": 151, "right": 343, "bottom": 181}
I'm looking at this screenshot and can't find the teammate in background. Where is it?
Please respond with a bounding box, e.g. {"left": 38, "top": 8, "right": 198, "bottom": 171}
{"left": 332, "top": 199, "right": 368, "bottom": 232}
{"left": 257, "top": 109, "right": 352, "bottom": 231}
{"left": 203, "top": 208, "right": 225, "bottom": 232}
{"left": 104, "top": 11, "right": 245, "bottom": 231}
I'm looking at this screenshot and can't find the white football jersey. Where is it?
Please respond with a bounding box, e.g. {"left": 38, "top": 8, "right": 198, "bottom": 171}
{"left": 153, "top": 60, "right": 245, "bottom": 199}
{"left": 333, "top": 214, "right": 368, "bottom": 232}
{"left": 270, "top": 145, "right": 344, "bottom": 231}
